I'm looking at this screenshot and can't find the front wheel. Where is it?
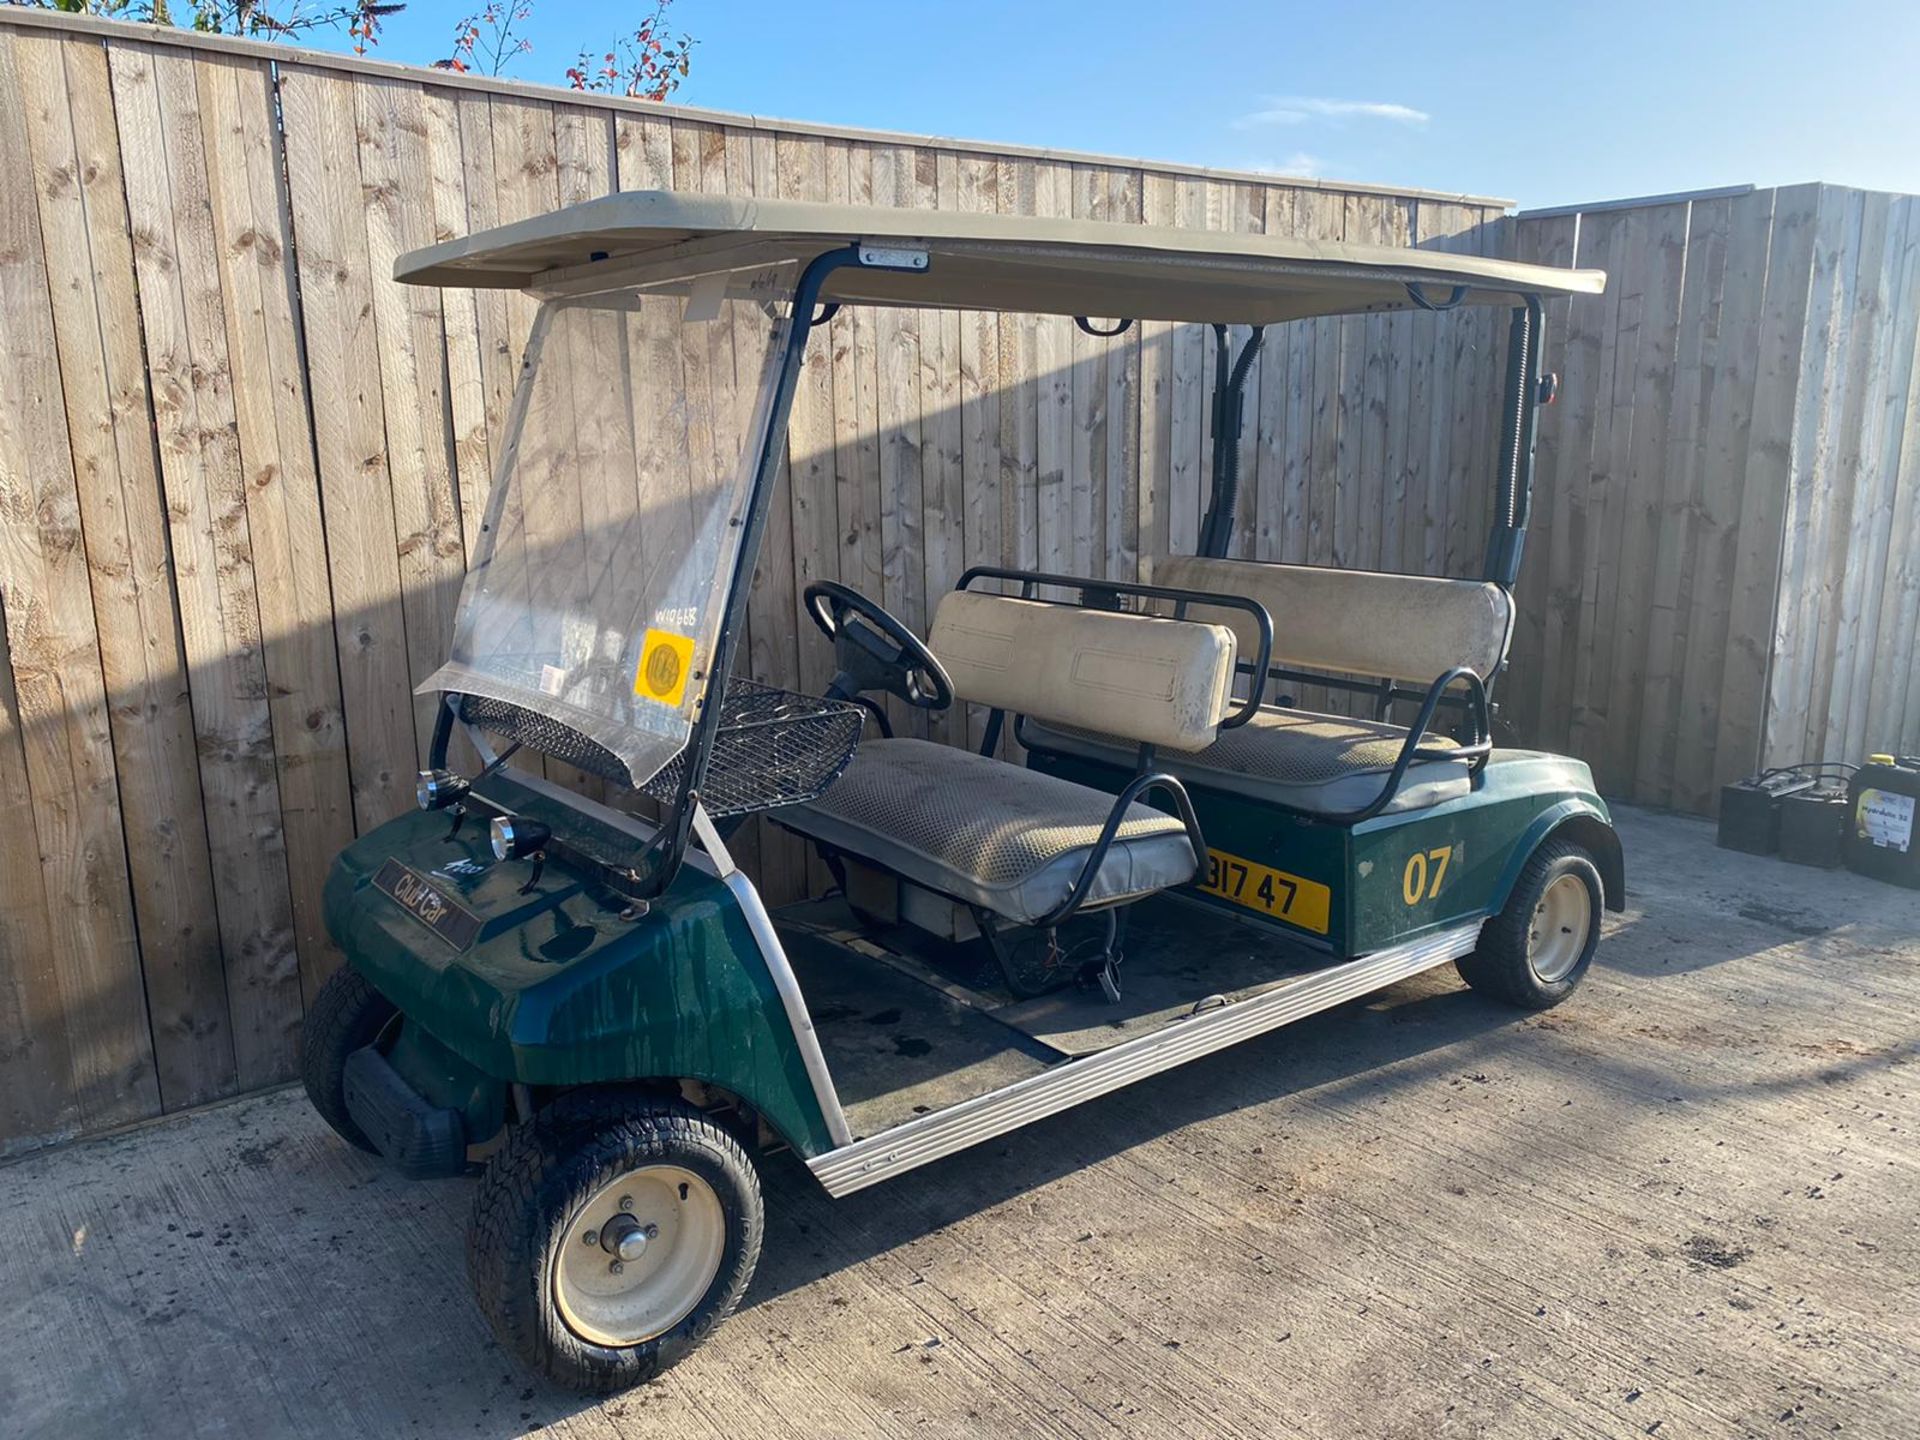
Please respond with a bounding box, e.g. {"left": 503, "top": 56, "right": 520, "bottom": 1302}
{"left": 467, "top": 1091, "right": 763, "bottom": 1393}
{"left": 300, "top": 964, "right": 397, "bottom": 1152}
{"left": 1456, "top": 837, "right": 1604, "bottom": 1009}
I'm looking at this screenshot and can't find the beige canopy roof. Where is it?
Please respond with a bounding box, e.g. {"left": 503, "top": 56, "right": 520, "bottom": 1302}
{"left": 395, "top": 191, "right": 1605, "bottom": 324}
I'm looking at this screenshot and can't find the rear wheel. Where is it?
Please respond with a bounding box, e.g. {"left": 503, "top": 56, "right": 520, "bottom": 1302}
{"left": 1457, "top": 837, "right": 1603, "bottom": 1009}
{"left": 300, "top": 964, "right": 397, "bottom": 1152}
{"left": 467, "top": 1091, "right": 763, "bottom": 1393}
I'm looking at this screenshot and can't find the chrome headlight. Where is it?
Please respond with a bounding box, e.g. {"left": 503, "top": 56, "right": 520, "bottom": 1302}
{"left": 415, "top": 769, "right": 470, "bottom": 811}
{"left": 489, "top": 815, "right": 551, "bottom": 861}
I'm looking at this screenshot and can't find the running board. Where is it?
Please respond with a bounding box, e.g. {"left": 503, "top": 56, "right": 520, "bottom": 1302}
{"left": 808, "top": 921, "right": 1483, "bottom": 1196}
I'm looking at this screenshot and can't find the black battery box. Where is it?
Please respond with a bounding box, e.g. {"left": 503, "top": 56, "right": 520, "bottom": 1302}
{"left": 1717, "top": 770, "right": 1818, "bottom": 855}
{"left": 1846, "top": 757, "right": 1920, "bottom": 889}
{"left": 1778, "top": 783, "right": 1850, "bottom": 868}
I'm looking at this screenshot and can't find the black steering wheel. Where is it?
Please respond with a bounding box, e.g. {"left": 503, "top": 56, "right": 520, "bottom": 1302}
{"left": 803, "top": 581, "right": 954, "bottom": 712}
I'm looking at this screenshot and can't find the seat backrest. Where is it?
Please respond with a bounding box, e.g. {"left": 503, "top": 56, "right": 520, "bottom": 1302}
{"left": 928, "top": 591, "right": 1236, "bottom": 752}
{"left": 1152, "top": 556, "right": 1514, "bottom": 683}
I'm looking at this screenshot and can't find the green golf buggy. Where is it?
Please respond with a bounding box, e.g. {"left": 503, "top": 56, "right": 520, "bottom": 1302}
{"left": 304, "top": 193, "right": 1620, "bottom": 1391}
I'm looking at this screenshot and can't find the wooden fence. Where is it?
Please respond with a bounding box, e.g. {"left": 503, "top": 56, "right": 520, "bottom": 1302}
{"left": 0, "top": 10, "right": 1914, "bottom": 1154}
{"left": 1504, "top": 186, "right": 1920, "bottom": 811}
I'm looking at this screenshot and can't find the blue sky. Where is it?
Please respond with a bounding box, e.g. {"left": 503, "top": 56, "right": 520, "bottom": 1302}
{"left": 360, "top": 0, "right": 1920, "bottom": 209}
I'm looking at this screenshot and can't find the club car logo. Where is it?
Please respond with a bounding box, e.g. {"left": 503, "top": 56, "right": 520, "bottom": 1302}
{"left": 391, "top": 870, "right": 451, "bottom": 925}
{"left": 373, "top": 858, "right": 483, "bottom": 951}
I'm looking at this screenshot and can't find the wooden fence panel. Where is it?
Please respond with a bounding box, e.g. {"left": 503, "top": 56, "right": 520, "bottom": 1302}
{"left": 1718, "top": 186, "right": 1820, "bottom": 792}
{"left": 17, "top": 30, "right": 234, "bottom": 1107}
{"left": 201, "top": 54, "right": 358, "bottom": 1008}
{"left": 1761, "top": 187, "right": 1920, "bottom": 770}
{"left": 111, "top": 43, "right": 307, "bottom": 1088}
{"left": 278, "top": 65, "right": 419, "bottom": 831}
{"left": 5, "top": 8, "right": 1918, "bottom": 1151}
{"left": 1669, "top": 189, "right": 1776, "bottom": 813}
{"left": 1509, "top": 180, "right": 1920, "bottom": 802}
{"left": 0, "top": 27, "right": 158, "bottom": 1130}
{"left": 0, "top": 598, "right": 79, "bottom": 1142}
{"left": 356, "top": 75, "right": 471, "bottom": 780}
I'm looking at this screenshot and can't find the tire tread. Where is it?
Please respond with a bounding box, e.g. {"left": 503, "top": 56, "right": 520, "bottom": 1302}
{"left": 1457, "top": 837, "right": 1602, "bottom": 1009}
{"left": 467, "top": 1090, "right": 762, "bottom": 1393}
{"left": 300, "top": 965, "right": 396, "bottom": 1152}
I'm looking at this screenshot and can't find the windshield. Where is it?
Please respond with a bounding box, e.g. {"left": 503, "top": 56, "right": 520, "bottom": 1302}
{"left": 419, "top": 266, "right": 796, "bottom": 788}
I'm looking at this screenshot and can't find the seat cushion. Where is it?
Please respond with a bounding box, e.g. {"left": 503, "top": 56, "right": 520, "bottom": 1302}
{"left": 1025, "top": 708, "right": 1472, "bottom": 817}
{"left": 930, "top": 590, "right": 1237, "bottom": 752}
{"left": 779, "top": 738, "right": 1197, "bottom": 925}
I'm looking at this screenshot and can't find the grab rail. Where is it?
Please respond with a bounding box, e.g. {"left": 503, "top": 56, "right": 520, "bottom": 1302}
{"left": 1311, "top": 666, "right": 1492, "bottom": 826}
{"left": 1030, "top": 770, "right": 1207, "bottom": 930}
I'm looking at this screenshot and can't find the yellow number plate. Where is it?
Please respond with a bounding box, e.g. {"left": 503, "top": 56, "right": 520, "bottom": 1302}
{"left": 1196, "top": 848, "right": 1332, "bottom": 935}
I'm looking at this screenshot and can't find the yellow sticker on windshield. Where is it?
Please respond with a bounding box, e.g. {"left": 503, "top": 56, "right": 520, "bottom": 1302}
{"left": 635, "top": 628, "right": 695, "bottom": 708}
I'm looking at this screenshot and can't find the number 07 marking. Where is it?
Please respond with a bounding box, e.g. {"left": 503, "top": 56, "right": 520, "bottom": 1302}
{"left": 1402, "top": 845, "right": 1454, "bottom": 905}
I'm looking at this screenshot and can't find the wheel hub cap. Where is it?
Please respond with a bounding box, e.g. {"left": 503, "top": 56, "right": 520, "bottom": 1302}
{"left": 599, "top": 1212, "right": 653, "bottom": 1262}
{"left": 1527, "top": 873, "right": 1592, "bottom": 983}
{"left": 552, "top": 1164, "right": 724, "bottom": 1347}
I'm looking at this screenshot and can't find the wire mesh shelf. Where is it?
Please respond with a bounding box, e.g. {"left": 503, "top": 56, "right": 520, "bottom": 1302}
{"left": 456, "top": 683, "right": 864, "bottom": 817}
{"left": 457, "top": 694, "right": 631, "bottom": 786}
{"left": 458, "top": 681, "right": 863, "bottom": 818}
{"left": 641, "top": 679, "right": 864, "bottom": 818}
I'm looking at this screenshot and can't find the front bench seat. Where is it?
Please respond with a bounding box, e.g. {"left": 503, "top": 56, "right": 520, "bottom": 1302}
{"left": 781, "top": 590, "right": 1239, "bottom": 926}
{"left": 781, "top": 737, "right": 1196, "bottom": 924}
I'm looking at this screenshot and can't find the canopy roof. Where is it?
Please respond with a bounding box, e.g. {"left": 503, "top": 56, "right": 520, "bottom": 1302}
{"left": 396, "top": 191, "right": 1605, "bottom": 325}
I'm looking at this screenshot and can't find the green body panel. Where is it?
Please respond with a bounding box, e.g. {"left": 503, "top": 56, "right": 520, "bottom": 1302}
{"left": 321, "top": 773, "right": 835, "bottom": 1157}
{"left": 1028, "top": 746, "right": 1615, "bottom": 956}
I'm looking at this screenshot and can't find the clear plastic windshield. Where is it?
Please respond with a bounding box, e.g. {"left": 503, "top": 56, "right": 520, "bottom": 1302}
{"left": 419, "top": 266, "right": 796, "bottom": 788}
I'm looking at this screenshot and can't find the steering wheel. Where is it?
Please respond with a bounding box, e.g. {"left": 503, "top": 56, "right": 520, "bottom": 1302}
{"left": 803, "top": 581, "right": 954, "bottom": 711}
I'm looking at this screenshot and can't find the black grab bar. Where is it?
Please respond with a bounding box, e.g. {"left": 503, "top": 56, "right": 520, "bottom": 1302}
{"left": 1309, "top": 666, "right": 1492, "bottom": 826}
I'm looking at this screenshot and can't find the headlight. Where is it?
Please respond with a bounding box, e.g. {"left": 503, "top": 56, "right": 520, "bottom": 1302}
{"left": 490, "top": 815, "right": 551, "bottom": 861}
{"left": 415, "top": 769, "right": 470, "bottom": 810}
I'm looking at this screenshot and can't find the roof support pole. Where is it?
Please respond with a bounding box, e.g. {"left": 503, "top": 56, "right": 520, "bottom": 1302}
{"left": 1197, "top": 324, "right": 1265, "bottom": 559}
{"left": 1482, "top": 296, "right": 1545, "bottom": 590}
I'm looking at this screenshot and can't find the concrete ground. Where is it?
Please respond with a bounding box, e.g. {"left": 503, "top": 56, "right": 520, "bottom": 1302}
{"left": 1, "top": 806, "right": 1914, "bottom": 1440}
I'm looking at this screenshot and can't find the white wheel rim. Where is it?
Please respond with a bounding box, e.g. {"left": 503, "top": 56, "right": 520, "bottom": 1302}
{"left": 1527, "top": 873, "right": 1592, "bottom": 983}
{"left": 551, "top": 1164, "right": 725, "bottom": 1347}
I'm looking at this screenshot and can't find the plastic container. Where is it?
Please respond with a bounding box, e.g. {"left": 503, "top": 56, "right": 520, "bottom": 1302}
{"left": 1846, "top": 755, "right": 1920, "bottom": 889}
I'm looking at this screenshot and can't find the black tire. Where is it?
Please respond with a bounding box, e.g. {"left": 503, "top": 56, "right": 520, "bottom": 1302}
{"left": 1456, "top": 837, "right": 1604, "bottom": 1009}
{"left": 300, "top": 964, "right": 397, "bottom": 1152}
{"left": 467, "top": 1090, "right": 763, "bottom": 1393}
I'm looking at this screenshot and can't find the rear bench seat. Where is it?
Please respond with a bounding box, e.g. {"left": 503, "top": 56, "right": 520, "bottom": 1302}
{"left": 779, "top": 590, "right": 1237, "bottom": 927}
{"left": 1023, "top": 557, "right": 1514, "bottom": 819}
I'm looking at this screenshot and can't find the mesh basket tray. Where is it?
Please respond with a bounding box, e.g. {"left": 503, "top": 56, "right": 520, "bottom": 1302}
{"left": 641, "top": 679, "right": 864, "bottom": 818}
{"left": 459, "top": 681, "right": 863, "bottom": 818}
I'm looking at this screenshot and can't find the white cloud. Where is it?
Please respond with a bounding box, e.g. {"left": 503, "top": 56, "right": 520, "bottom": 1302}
{"left": 1238, "top": 152, "right": 1328, "bottom": 178}
{"left": 1234, "top": 96, "right": 1431, "bottom": 129}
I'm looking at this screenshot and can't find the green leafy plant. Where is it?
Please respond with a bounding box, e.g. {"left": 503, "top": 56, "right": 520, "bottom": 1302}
{"left": 565, "top": 0, "right": 694, "bottom": 101}
{"left": 433, "top": 0, "right": 531, "bottom": 76}
{"left": 17, "top": 0, "right": 404, "bottom": 53}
